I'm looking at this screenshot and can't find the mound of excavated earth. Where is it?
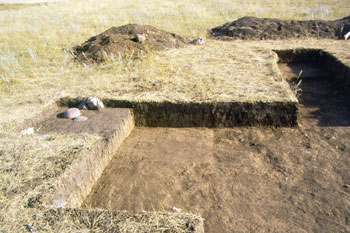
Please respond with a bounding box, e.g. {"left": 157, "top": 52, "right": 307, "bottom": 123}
{"left": 73, "top": 24, "right": 190, "bottom": 63}
{"left": 210, "top": 16, "right": 350, "bottom": 40}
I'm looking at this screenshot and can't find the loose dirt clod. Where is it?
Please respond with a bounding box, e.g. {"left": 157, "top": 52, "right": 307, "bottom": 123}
{"left": 73, "top": 24, "right": 190, "bottom": 63}
{"left": 210, "top": 16, "right": 350, "bottom": 40}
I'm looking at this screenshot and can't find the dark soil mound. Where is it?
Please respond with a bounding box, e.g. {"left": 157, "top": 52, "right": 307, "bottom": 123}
{"left": 210, "top": 16, "right": 350, "bottom": 40}
{"left": 73, "top": 24, "right": 190, "bottom": 63}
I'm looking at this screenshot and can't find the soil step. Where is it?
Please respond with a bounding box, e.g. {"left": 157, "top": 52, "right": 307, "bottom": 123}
{"left": 37, "top": 107, "right": 135, "bottom": 208}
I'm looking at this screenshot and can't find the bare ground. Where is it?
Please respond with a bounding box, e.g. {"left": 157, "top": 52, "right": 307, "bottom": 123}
{"left": 210, "top": 16, "right": 350, "bottom": 40}
{"left": 84, "top": 63, "right": 350, "bottom": 232}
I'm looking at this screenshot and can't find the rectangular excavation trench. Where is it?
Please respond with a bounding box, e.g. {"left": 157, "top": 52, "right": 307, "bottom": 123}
{"left": 36, "top": 49, "right": 350, "bottom": 232}
{"left": 43, "top": 96, "right": 299, "bottom": 207}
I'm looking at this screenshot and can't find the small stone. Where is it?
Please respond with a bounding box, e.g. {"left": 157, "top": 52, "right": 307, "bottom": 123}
{"left": 86, "top": 97, "right": 104, "bottom": 111}
{"left": 343, "top": 184, "right": 350, "bottom": 188}
{"left": 134, "top": 34, "right": 146, "bottom": 42}
{"left": 191, "top": 37, "right": 205, "bottom": 45}
{"left": 78, "top": 100, "right": 88, "bottom": 110}
{"left": 73, "top": 116, "right": 88, "bottom": 122}
{"left": 25, "top": 224, "right": 35, "bottom": 232}
{"left": 63, "top": 108, "right": 81, "bottom": 119}
{"left": 52, "top": 199, "right": 67, "bottom": 208}
{"left": 21, "top": 127, "right": 34, "bottom": 135}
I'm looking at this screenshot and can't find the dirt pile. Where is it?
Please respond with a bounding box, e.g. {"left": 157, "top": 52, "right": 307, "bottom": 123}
{"left": 210, "top": 16, "right": 350, "bottom": 40}
{"left": 73, "top": 24, "right": 190, "bottom": 63}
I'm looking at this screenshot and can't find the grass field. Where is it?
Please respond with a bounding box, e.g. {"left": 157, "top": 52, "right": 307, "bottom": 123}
{"left": 0, "top": 0, "right": 349, "bottom": 232}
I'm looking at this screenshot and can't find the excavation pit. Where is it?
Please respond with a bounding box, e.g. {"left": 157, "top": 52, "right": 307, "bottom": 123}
{"left": 32, "top": 105, "right": 205, "bottom": 232}
{"left": 26, "top": 46, "right": 350, "bottom": 232}
{"left": 82, "top": 49, "right": 350, "bottom": 232}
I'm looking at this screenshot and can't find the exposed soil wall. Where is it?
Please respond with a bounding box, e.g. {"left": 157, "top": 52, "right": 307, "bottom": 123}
{"left": 58, "top": 98, "right": 298, "bottom": 127}
{"left": 42, "top": 108, "right": 135, "bottom": 208}
{"left": 131, "top": 101, "right": 297, "bottom": 127}
{"left": 274, "top": 49, "right": 350, "bottom": 94}
{"left": 26, "top": 105, "right": 204, "bottom": 232}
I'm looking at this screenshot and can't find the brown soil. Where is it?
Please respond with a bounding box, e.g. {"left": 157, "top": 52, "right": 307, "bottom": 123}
{"left": 59, "top": 98, "right": 298, "bottom": 127}
{"left": 38, "top": 107, "right": 132, "bottom": 138}
{"left": 210, "top": 16, "right": 350, "bottom": 40}
{"left": 73, "top": 24, "right": 190, "bottom": 63}
{"left": 84, "top": 63, "right": 350, "bottom": 232}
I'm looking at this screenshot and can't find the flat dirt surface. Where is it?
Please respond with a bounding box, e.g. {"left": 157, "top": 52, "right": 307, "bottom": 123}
{"left": 84, "top": 63, "right": 350, "bottom": 233}
{"left": 210, "top": 16, "right": 350, "bottom": 40}
{"left": 38, "top": 107, "right": 132, "bottom": 138}
{"left": 73, "top": 24, "right": 190, "bottom": 63}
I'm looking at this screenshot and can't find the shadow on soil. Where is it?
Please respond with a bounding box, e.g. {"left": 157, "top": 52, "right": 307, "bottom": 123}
{"left": 299, "top": 74, "right": 350, "bottom": 127}
{"left": 282, "top": 62, "right": 350, "bottom": 127}
{"left": 275, "top": 49, "right": 350, "bottom": 127}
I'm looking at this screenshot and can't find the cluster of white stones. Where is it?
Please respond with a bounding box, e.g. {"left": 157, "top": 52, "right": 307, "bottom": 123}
{"left": 62, "top": 97, "right": 104, "bottom": 122}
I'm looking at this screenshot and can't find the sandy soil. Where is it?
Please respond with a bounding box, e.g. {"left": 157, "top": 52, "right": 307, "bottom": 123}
{"left": 84, "top": 63, "right": 350, "bottom": 232}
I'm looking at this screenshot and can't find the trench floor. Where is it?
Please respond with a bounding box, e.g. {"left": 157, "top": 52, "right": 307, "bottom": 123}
{"left": 84, "top": 63, "right": 350, "bottom": 233}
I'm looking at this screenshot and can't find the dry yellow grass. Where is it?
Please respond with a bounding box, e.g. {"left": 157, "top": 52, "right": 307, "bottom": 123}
{"left": 0, "top": 3, "right": 44, "bottom": 11}
{"left": 0, "top": 0, "right": 349, "bottom": 232}
{"left": 0, "top": 128, "right": 100, "bottom": 232}
{"left": 1, "top": 0, "right": 349, "bottom": 124}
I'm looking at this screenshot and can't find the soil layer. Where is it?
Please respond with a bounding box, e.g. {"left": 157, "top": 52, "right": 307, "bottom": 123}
{"left": 210, "top": 16, "right": 350, "bottom": 40}
{"left": 58, "top": 98, "right": 298, "bottom": 127}
{"left": 84, "top": 63, "right": 350, "bottom": 232}
{"left": 73, "top": 24, "right": 190, "bottom": 63}
{"left": 275, "top": 49, "right": 350, "bottom": 94}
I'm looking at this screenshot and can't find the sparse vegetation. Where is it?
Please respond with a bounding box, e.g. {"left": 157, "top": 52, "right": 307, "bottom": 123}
{"left": 0, "top": 0, "right": 349, "bottom": 232}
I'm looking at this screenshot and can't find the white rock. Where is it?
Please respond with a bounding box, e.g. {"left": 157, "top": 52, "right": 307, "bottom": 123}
{"left": 191, "top": 37, "right": 205, "bottom": 45}
{"left": 63, "top": 108, "right": 81, "bottom": 119}
{"left": 172, "top": 206, "right": 181, "bottom": 213}
{"left": 86, "top": 97, "right": 104, "bottom": 110}
{"left": 51, "top": 199, "right": 67, "bottom": 208}
{"left": 73, "top": 116, "right": 88, "bottom": 121}
{"left": 135, "top": 34, "right": 146, "bottom": 42}
{"left": 21, "top": 127, "right": 34, "bottom": 135}
{"left": 345, "top": 31, "right": 350, "bottom": 40}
